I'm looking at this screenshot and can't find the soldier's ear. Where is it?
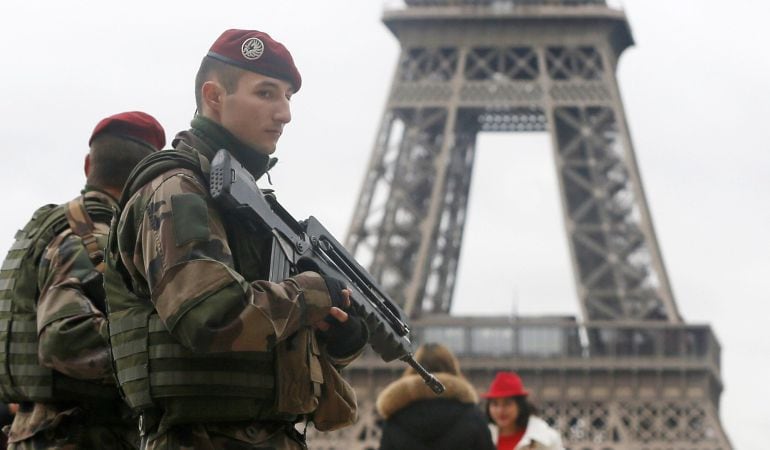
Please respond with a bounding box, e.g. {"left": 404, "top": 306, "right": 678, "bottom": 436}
{"left": 84, "top": 154, "right": 91, "bottom": 177}
{"left": 201, "top": 81, "right": 224, "bottom": 117}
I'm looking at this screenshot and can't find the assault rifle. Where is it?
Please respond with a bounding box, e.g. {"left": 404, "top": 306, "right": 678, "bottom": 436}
{"left": 209, "top": 149, "right": 444, "bottom": 395}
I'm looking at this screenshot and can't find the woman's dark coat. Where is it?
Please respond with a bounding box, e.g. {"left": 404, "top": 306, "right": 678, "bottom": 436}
{"left": 376, "top": 372, "right": 495, "bottom": 450}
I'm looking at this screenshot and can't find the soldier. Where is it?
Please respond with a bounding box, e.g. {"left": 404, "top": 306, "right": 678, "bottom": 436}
{"left": 104, "top": 29, "right": 368, "bottom": 449}
{"left": 0, "top": 111, "right": 166, "bottom": 448}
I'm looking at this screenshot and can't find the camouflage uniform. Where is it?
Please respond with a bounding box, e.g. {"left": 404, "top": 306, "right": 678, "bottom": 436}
{"left": 108, "top": 117, "right": 366, "bottom": 450}
{"left": 5, "top": 189, "right": 137, "bottom": 449}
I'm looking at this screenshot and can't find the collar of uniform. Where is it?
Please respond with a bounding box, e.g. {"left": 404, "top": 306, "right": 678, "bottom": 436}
{"left": 81, "top": 185, "right": 119, "bottom": 208}
{"left": 187, "top": 115, "right": 277, "bottom": 181}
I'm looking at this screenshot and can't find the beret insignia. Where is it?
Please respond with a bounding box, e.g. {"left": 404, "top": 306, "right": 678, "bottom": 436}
{"left": 242, "top": 37, "right": 265, "bottom": 60}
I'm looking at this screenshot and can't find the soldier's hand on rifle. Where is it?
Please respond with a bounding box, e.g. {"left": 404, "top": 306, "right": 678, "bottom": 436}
{"left": 316, "top": 278, "right": 369, "bottom": 358}
{"left": 314, "top": 289, "right": 351, "bottom": 332}
{"left": 315, "top": 276, "right": 351, "bottom": 332}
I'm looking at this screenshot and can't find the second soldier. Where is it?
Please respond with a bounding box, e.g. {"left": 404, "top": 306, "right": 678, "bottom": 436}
{"left": 0, "top": 112, "right": 165, "bottom": 449}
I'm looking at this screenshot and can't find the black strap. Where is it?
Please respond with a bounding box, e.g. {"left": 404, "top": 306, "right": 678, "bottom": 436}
{"left": 119, "top": 149, "right": 208, "bottom": 210}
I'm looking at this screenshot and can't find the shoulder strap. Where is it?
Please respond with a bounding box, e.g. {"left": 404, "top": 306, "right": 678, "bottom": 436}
{"left": 62, "top": 196, "right": 114, "bottom": 272}
{"left": 119, "top": 148, "right": 209, "bottom": 210}
{"left": 64, "top": 197, "right": 101, "bottom": 266}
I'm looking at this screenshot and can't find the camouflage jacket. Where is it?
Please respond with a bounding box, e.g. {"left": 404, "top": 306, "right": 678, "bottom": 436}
{"left": 113, "top": 117, "right": 365, "bottom": 426}
{"left": 8, "top": 188, "right": 127, "bottom": 443}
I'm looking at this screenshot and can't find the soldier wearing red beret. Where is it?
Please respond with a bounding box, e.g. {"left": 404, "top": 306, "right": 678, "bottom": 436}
{"left": 0, "top": 111, "right": 165, "bottom": 449}
{"left": 103, "top": 30, "right": 368, "bottom": 450}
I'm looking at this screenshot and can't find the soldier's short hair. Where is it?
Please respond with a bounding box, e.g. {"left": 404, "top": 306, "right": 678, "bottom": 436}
{"left": 194, "top": 56, "right": 245, "bottom": 111}
{"left": 87, "top": 134, "right": 154, "bottom": 191}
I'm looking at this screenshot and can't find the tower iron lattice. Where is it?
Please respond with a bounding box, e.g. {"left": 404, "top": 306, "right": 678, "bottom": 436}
{"left": 311, "top": 1, "right": 732, "bottom": 449}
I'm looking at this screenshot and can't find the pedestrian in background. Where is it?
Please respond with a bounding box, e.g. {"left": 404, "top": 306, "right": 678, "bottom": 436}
{"left": 483, "top": 371, "right": 564, "bottom": 450}
{"left": 376, "top": 343, "right": 495, "bottom": 450}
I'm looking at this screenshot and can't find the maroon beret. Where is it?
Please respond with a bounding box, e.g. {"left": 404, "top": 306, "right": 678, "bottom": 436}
{"left": 207, "top": 29, "right": 302, "bottom": 92}
{"left": 89, "top": 111, "right": 166, "bottom": 151}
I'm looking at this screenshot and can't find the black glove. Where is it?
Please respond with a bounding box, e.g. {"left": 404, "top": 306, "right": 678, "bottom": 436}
{"left": 323, "top": 315, "right": 369, "bottom": 358}
{"left": 322, "top": 276, "right": 348, "bottom": 309}
{"left": 320, "top": 276, "right": 369, "bottom": 357}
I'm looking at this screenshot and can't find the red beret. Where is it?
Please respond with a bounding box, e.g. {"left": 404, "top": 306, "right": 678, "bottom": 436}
{"left": 207, "top": 29, "right": 302, "bottom": 92}
{"left": 89, "top": 111, "right": 165, "bottom": 151}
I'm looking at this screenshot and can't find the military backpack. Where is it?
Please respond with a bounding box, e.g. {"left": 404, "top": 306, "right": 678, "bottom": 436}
{"left": 0, "top": 197, "right": 117, "bottom": 402}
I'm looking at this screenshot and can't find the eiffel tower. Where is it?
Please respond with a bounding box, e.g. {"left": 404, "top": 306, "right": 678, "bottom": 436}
{"left": 309, "top": 1, "right": 732, "bottom": 449}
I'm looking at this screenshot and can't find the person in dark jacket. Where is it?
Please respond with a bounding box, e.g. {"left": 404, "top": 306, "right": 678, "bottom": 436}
{"left": 376, "top": 343, "right": 495, "bottom": 450}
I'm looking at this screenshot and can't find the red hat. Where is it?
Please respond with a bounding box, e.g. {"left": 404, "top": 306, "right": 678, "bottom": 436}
{"left": 89, "top": 111, "right": 165, "bottom": 151}
{"left": 206, "top": 29, "right": 302, "bottom": 92}
{"left": 481, "top": 372, "right": 529, "bottom": 398}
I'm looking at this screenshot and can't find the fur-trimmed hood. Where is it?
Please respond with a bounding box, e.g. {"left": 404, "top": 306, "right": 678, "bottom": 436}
{"left": 376, "top": 372, "right": 479, "bottom": 419}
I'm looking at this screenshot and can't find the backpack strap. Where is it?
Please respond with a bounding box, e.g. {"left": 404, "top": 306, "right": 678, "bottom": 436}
{"left": 119, "top": 148, "right": 209, "bottom": 209}
{"left": 63, "top": 196, "right": 116, "bottom": 273}
{"left": 64, "top": 197, "right": 102, "bottom": 269}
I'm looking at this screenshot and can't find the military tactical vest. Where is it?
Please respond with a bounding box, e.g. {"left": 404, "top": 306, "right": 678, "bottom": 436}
{"left": 0, "top": 197, "right": 118, "bottom": 403}
{"left": 104, "top": 149, "right": 281, "bottom": 424}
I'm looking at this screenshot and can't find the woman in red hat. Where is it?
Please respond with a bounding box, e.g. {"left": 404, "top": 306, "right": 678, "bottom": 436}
{"left": 482, "top": 371, "right": 564, "bottom": 450}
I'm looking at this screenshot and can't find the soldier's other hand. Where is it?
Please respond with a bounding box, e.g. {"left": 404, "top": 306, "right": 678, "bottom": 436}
{"left": 314, "top": 289, "right": 351, "bottom": 332}
{"left": 320, "top": 312, "right": 369, "bottom": 358}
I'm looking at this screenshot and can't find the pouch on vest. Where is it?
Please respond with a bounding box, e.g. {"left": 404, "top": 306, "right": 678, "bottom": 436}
{"left": 0, "top": 205, "right": 59, "bottom": 401}
{"left": 274, "top": 326, "right": 358, "bottom": 430}
{"left": 311, "top": 344, "right": 358, "bottom": 432}
{"left": 274, "top": 327, "right": 323, "bottom": 415}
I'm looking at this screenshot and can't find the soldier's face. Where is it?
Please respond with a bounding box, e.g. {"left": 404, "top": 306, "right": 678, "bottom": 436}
{"left": 219, "top": 71, "right": 293, "bottom": 155}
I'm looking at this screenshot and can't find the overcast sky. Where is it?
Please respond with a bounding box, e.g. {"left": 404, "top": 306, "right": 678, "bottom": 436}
{"left": 0, "top": 1, "right": 767, "bottom": 448}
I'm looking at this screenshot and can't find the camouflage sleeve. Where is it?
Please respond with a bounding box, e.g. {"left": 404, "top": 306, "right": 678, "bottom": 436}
{"left": 36, "top": 227, "right": 113, "bottom": 381}
{"left": 120, "top": 169, "right": 333, "bottom": 353}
